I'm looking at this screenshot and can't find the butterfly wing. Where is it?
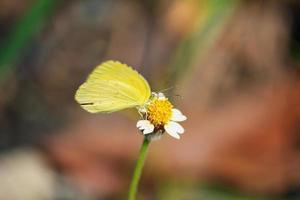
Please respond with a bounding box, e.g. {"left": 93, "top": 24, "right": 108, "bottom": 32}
{"left": 75, "top": 60, "right": 151, "bottom": 113}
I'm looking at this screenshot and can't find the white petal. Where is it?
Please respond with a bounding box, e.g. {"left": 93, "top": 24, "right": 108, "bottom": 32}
{"left": 165, "top": 128, "right": 180, "bottom": 139}
{"left": 164, "top": 121, "right": 185, "bottom": 139}
{"left": 136, "top": 120, "right": 154, "bottom": 134}
{"left": 136, "top": 120, "right": 150, "bottom": 128}
{"left": 171, "top": 108, "right": 187, "bottom": 122}
{"left": 143, "top": 124, "right": 154, "bottom": 134}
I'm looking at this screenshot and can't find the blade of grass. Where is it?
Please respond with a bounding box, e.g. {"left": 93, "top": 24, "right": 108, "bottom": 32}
{"left": 168, "top": 0, "right": 240, "bottom": 86}
{"left": 0, "top": 0, "right": 57, "bottom": 80}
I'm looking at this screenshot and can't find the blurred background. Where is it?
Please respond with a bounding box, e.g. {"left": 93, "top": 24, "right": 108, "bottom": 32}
{"left": 0, "top": 0, "right": 300, "bottom": 199}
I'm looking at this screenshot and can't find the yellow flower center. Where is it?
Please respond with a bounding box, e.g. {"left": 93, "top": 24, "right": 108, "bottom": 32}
{"left": 147, "top": 98, "right": 173, "bottom": 126}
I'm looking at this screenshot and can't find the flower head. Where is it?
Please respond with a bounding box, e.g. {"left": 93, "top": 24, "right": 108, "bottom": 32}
{"left": 136, "top": 93, "right": 187, "bottom": 140}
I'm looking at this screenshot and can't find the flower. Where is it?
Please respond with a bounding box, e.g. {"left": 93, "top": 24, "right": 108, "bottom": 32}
{"left": 136, "top": 92, "right": 187, "bottom": 139}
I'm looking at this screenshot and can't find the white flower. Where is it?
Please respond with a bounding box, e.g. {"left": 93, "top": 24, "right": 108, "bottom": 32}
{"left": 136, "top": 93, "right": 187, "bottom": 139}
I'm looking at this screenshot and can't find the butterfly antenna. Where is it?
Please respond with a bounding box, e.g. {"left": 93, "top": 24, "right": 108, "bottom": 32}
{"left": 159, "top": 86, "right": 174, "bottom": 93}
{"left": 174, "top": 94, "right": 183, "bottom": 99}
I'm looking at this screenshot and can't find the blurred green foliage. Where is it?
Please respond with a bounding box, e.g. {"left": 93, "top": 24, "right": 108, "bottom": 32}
{"left": 0, "top": 0, "right": 57, "bottom": 80}
{"left": 169, "top": 0, "right": 239, "bottom": 86}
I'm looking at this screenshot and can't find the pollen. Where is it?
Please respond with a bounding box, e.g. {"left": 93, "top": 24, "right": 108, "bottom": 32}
{"left": 147, "top": 98, "right": 173, "bottom": 126}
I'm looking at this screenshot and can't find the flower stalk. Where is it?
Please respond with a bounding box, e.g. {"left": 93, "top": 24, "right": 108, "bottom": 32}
{"left": 128, "top": 137, "right": 150, "bottom": 200}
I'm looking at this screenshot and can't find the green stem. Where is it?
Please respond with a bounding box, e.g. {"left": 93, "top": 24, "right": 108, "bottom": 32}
{"left": 128, "top": 137, "right": 150, "bottom": 200}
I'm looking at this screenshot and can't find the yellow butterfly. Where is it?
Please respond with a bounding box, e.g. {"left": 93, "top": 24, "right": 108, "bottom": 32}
{"left": 75, "top": 60, "right": 151, "bottom": 113}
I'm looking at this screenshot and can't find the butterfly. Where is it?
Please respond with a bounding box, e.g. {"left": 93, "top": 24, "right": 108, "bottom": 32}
{"left": 75, "top": 60, "right": 151, "bottom": 113}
